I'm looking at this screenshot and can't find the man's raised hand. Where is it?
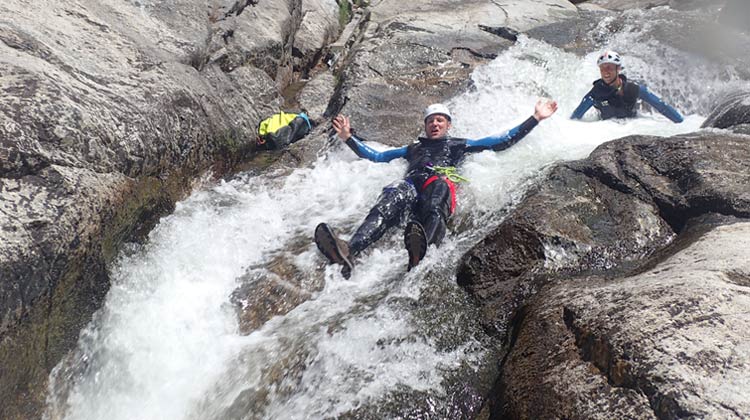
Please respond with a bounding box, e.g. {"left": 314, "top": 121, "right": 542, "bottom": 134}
{"left": 332, "top": 115, "right": 352, "bottom": 140}
{"left": 533, "top": 99, "right": 558, "bottom": 121}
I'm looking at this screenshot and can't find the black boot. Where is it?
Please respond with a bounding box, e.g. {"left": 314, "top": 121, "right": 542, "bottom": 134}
{"left": 314, "top": 223, "right": 354, "bottom": 279}
{"left": 404, "top": 221, "right": 428, "bottom": 271}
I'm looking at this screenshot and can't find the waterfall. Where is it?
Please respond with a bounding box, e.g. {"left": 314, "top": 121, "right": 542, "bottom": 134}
{"left": 45, "top": 20, "right": 732, "bottom": 420}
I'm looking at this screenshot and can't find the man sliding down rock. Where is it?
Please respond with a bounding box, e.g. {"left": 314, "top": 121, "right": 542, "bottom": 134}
{"left": 314, "top": 100, "right": 557, "bottom": 279}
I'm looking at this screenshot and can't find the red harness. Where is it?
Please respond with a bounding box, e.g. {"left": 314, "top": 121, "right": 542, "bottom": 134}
{"left": 422, "top": 175, "right": 457, "bottom": 214}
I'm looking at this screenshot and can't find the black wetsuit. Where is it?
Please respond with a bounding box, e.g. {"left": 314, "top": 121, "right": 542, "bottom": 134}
{"left": 571, "top": 74, "right": 684, "bottom": 122}
{"left": 590, "top": 75, "right": 640, "bottom": 119}
{"left": 343, "top": 116, "right": 540, "bottom": 254}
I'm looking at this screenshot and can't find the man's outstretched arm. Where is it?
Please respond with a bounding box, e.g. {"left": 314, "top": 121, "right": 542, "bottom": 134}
{"left": 332, "top": 115, "right": 407, "bottom": 162}
{"left": 638, "top": 85, "right": 684, "bottom": 123}
{"left": 466, "top": 99, "right": 558, "bottom": 152}
{"left": 344, "top": 137, "right": 408, "bottom": 162}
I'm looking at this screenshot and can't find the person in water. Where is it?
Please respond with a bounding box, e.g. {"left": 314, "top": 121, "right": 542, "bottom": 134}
{"left": 571, "top": 50, "right": 684, "bottom": 123}
{"left": 314, "top": 99, "right": 558, "bottom": 278}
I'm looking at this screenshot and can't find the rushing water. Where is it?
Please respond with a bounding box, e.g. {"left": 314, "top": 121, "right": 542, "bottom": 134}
{"left": 45, "top": 16, "right": 735, "bottom": 420}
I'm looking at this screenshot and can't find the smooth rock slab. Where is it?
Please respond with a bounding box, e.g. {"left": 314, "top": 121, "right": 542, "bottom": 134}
{"left": 500, "top": 219, "right": 750, "bottom": 419}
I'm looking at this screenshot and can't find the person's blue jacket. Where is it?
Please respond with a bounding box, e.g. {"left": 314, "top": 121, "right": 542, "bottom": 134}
{"left": 571, "top": 75, "right": 683, "bottom": 123}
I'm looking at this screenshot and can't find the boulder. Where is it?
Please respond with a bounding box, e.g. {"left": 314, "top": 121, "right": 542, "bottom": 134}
{"left": 498, "top": 217, "right": 750, "bottom": 419}
{"left": 702, "top": 90, "right": 750, "bottom": 131}
{"left": 458, "top": 131, "right": 750, "bottom": 417}
{"left": 459, "top": 132, "right": 750, "bottom": 334}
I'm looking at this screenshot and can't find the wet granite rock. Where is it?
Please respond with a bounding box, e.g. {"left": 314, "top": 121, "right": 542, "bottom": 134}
{"left": 459, "top": 132, "right": 750, "bottom": 333}
{"left": 702, "top": 90, "right": 750, "bottom": 131}
{"left": 293, "top": 0, "right": 340, "bottom": 75}
{"left": 297, "top": 70, "right": 337, "bottom": 122}
{"left": 525, "top": 9, "right": 606, "bottom": 56}
{"left": 498, "top": 217, "right": 750, "bottom": 419}
{"left": 458, "top": 131, "right": 750, "bottom": 418}
{"left": 232, "top": 242, "right": 323, "bottom": 334}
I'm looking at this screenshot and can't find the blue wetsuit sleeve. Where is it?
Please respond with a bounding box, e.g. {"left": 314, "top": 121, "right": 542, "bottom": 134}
{"left": 465, "top": 116, "right": 539, "bottom": 152}
{"left": 571, "top": 95, "right": 594, "bottom": 119}
{"left": 344, "top": 135, "right": 407, "bottom": 162}
{"left": 638, "top": 85, "right": 684, "bottom": 123}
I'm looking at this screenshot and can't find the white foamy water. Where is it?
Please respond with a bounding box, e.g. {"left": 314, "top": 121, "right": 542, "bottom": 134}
{"left": 45, "top": 27, "right": 727, "bottom": 420}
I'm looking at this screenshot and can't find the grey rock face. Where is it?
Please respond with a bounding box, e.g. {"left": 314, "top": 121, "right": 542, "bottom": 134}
{"left": 296, "top": 70, "right": 337, "bottom": 121}
{"left": 293, "top": 0, "right": 340, "bottom": 74}
{"left": 0, "top": 0, "right": 340, "bottom": 417}
{"left": 207, "top": 0, "right": 293, "bottom": 83}
{"left": 500, "top": 217, "right": 750, "bottom": 419}
{"left": 702, "top": 90, "right": 750, "bottom": 131}
{"left": 458, "top": 132, "right": 750, "bottom": 417}
{"left": 525, "top": 10, "right": 606, "bottom": 55}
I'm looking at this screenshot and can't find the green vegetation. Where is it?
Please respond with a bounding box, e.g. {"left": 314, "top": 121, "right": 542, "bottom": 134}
{"left": 338, "top": 0, "right": 351, "bottom": 27}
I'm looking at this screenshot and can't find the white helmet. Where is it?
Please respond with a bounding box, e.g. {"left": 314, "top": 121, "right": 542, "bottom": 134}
{"left": 597, "top": 50, "right": 622, "bottom": 67}
{"left": 423, "top": 103, "right": 452, "bottom": 122}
